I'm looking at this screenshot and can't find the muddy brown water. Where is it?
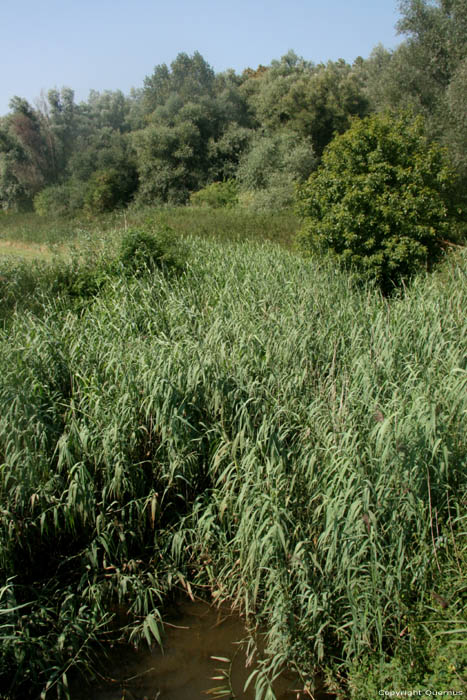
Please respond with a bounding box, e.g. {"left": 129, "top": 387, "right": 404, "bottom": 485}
{"left": 70, "top": 599, "right": 335, "bottom": 700}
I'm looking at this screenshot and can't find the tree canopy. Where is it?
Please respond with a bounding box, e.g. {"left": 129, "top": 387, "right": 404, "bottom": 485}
{"left": 0, "top": 5, "right": 465, "bottom": 213}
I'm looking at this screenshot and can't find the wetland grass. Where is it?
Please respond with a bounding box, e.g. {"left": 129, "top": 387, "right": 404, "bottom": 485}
{"left": 0, "top": 224, "right": 465, "bottom": 698}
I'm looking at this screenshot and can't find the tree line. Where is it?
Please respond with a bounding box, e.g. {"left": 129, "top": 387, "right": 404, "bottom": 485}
{"left": 0, "top": 0, "right": 465, "bottom": 215}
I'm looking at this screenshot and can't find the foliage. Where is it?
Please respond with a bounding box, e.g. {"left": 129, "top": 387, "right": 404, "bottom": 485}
{"left": 83, "top": 167, "right": 137, "bottom": 214}
{"left": 133, "top": 118, "right": 207, "bottom": 205}
{"left": 359, "top": 1, "right": 467, "bottom": 187}
{"left": 68, "top": 128, "right": 137, "bottom": 184}
{"left": 142, "top": 51, "right": 216, "bottom": 114}
{"left": 1, "top": 16, "right": 465, "bottom": 213}
{"left": 445, "top": 57, "right": 467, "bottom": 179}
{"left": 281, "top": 59, "right": 370, "bottom": 156}
{"left": 244, "top": 55, "right": 369, "bottom": 157}
{"left": 346, "top": 545, "right": 467, "bottom": 698}
{"left": 33, "top": 181, "right": 86, "bottom": 218}
{"left": 133, "top": 62, "right": 252, "bottom": 205}
{"left": 397, "top": 0, "right": 467, "bottom": 89}
{"left": 297, "top": 111, "right": 462, "bottom": 291}
{"left": 117, "top": 225, "right": 186, "bottom": 276}
{"left": 236, "top": 130, "right": 315, "bottom": 211}
{"left": 0, "top": 100, "right": 55, "bottom": 210}
{"left": 237, "top": 180, "right": 296, "bottom": 212}
{"left": 0, "top": 221, "right": 465, "bottom": 698}
{"left": 237, "top": 130, "right": 315, "bottom": 191}
{"left": 190, "top": 180, "right": 238, "bottom": 208}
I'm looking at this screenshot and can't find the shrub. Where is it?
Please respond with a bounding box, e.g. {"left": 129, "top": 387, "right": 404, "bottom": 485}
{"left": 237, "top": 176, "right": 296, "bottom": 212}
{"left": 118, "top": 226, "right": 185, "bottom": 276}
{"left": 237, "top": 131, "right": 316, "bottom": 192}
{"left": 33, "top": 181, "right": 86, "bottom": 218}
{"left": 189, "top": 180, "right": 238, "bottom": 208}
{"left": 236, "top": 130, "right": 316, "bottom": 213}
{"left": 84, "top": 168, "right": 137, "bottom": 214}
{"left": 296, "top": 111, "right": 463, "bottom": 291}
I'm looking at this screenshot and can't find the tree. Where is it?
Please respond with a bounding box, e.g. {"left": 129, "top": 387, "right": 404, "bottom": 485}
{"left": 86, "top": 90, "right": 130, "bottom": 132}
{"left": 142, "top": 52, "right": 215, "bottom": 115}
{"left": 243, "top": 51, "right": 315, "bottom": 132}
{"left": 0, "top": 97, "right": 57, "bottom": 209}
{"left": 283, "top": 60, "right": 370, "bottom": 156}
{"left": 135, "top": 56, "right": 253, "bottom": 203}
{"left": 397, "top": 0, "right": 467, "bottom": 89}
{"left": 445, "top": 58, "right": 467, "bottom": 178}
{"left": 244, "top": 56, "right": 369, "bottom": 158}
{"left": 237, "top": 130, "right": 315, "bottom": 191}
{"left": 46, "top": 87, "right": 78, "bottom": 173}
{"left": 235, "top": 129, "right": 316, "bottom": 211}
{"left": 133, "top": 120, "right": 203, "bottom": 204}
{"left": 297, "top": 112, "right": 462, "bottom": 292}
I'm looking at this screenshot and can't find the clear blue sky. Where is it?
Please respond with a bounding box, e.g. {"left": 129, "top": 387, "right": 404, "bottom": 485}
{"left": 0, "top": 0, "right": 402, "bottom": 116}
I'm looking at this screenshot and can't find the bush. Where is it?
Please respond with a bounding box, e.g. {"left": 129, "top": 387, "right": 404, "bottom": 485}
{"left": 189, "top": 180, "right": 238, "bottom": 208}
{"left": 237, "top": 176, "right": 296, "bottom": 212}
{"left": 33, "top": 181, "right": 86, "bottom": 218}
{"left": 237, "top": 131, "right": 316, "bottom": 192}
{"left": 235, "top": 130, "right": 316, "bottom": 213}
{"left": 296, "top": 112, "right": 463, "bottom": 291}
{"left": 84, "top": 168, "right": 137, "bottom": 214}
{"left": 118, "top": 226, "right": 185, "bottom": 276}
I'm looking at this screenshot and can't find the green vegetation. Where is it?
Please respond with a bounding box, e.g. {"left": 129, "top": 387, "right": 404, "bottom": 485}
{"left": 0, "top": 211, "right": 465, "bottom": 698}
{"left": 190, "top": 179, "right": 239, "bottom": 208}
{"left": 0, "top": 2, "right": 466, "bottom": 698}
{"left": 117, "top": 226, "right": 186, "bottom": 276}
{"left": 297, "top": 111, "right": 462, "bottom": 292}
{"left": 1, "top": 1, "right": 465, "bottom": 219}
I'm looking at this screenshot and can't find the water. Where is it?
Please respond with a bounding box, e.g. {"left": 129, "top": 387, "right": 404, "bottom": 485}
{"left": 70, "top": 599, "right": 334, "bottom": 699}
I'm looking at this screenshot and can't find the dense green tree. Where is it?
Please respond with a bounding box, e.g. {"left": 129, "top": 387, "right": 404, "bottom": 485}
{"left": 0, "top": 119, "right": 31, "bottom": 210}
{"left": 397, "top": 0, "right": 467, "bottom": 88}
{"left": 358, "top": 2, "right": 465, "bottom": 113}
{"left": 142, "top": 51, "right": 215, "bottom": 115}
{"left": 134, "top": 53, "right": 253, "bottom": 203}
{"left": 133, "top": 120, "right": 204, "bottom": 204}
{"left": 2, "top": 12, "right": 463, "bottom": 216}
{"left": 0, "top": 97, "right": 58, "bottom": 209}
{"left": 243, "top": 54, "right": 369, "bottom": 158}
{"left": 283, "top": 60, "right": 370, "bottom": 156}
{"left": 206, "top": 123, "right": 254, "bottom": 181}
{"left": 85, "top": 89, "right": 130, "bottom": 132}
{"left": 237, "top": 130, "right": 315, "bottom": 191}
{"left": 236, "top": 129, "right": 316, "bottom": 210}
{"left": 68, "top": 127, "right": 136, "bottom": 183}
{"left": 46, "top": 87, "right": 79, "bottom": 173}
{"left": 297, "top": 112, "right": 462, "bottom": 291}
{"left": 83, "top": 166, "right": 137, "bottom": 213}
{"left": 445, "top": 57, "right": 467, "bottom": 177}
{"left": 242, "top": 51, "right": 315, "bottom": 131}
{"left": 396, "top": 0, "right": 467, "bottom": 177}
{"left": 353, "top": 1, "right": 466, "bottom": 193}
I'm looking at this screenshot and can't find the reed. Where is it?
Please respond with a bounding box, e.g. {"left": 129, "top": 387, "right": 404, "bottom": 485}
{"left": 0, "top": 230, "right": 465, "bottom": 698}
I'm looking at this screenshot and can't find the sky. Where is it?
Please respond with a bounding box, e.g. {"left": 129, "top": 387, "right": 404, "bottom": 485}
{"left": 0, "top": 0, "right": 402, "bottom": 116}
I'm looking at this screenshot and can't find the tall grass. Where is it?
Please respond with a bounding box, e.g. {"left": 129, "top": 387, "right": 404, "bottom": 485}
{"left": 0, "top": 206, "right": 298, "bottom": 248}
{"left": 0, "top": 233, "right": 465, "bottom": 698}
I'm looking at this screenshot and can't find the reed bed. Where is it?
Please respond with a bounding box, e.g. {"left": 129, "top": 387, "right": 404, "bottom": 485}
{"left": 0, "top": 235, "right": 465, "bottom": 698}
{"left": 0, "top": 206, "right": 298, "bottom": 249}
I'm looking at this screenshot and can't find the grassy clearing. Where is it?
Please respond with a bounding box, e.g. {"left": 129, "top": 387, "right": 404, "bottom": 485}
{"left": 0, "top": 240, "right": 53, "bottom": 261}
{"left": 0, "top": 206, "right": 298, "bottom": 250}
{"left": 0, "top": 221, "right": 465, "bottom": 698}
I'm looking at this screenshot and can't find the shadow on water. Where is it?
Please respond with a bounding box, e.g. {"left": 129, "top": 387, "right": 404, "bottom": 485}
{"left": 70, "top": 599, "right": 335, "bottom": 700}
